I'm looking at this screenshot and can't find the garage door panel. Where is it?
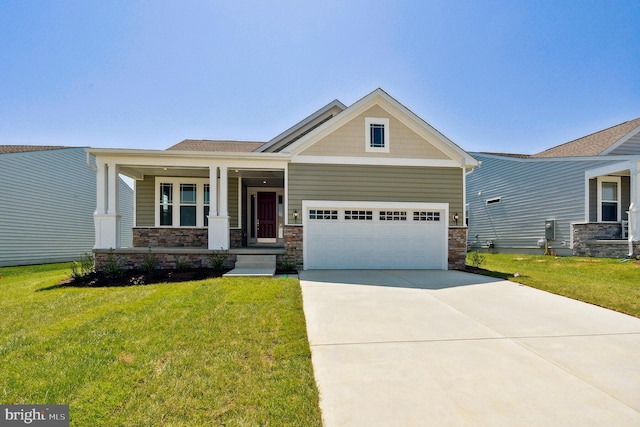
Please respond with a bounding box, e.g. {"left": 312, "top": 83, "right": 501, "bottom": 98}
{"left": 304, "top": 204, "right": 447, "bottom": 270}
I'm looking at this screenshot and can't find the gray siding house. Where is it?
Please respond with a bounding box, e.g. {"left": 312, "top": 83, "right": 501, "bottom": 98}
{"left": 467, "top": 118, "right": 640, "bottom": 258}
{"left": 0, "top": 146, "right": 133, "bottom": 267}
{"left": 87, "top": 89, "right": 478, "bottom": 271}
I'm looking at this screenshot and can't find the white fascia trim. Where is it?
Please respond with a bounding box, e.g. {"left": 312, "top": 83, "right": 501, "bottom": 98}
{"left": 258, "top": 100, "right": 347, "bottom": 152}
{"left": 585, "top": 160, "right": 632, "bottom": 179}
{"left": 474, "top": 152, "right": 640, "bottom": 163}
{"left": 600, "top": 125, "right": 640, "bottom": 155}
{"left": 92, "top": 153, "right": 289, "bottom": 170}
{"left": 291, "top": 155, "right": 461, "bottom": 168}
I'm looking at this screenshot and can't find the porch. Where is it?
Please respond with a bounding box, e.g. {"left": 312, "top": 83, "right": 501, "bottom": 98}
{"left": 572, "top": 222, "right": 638, "bottom": 258}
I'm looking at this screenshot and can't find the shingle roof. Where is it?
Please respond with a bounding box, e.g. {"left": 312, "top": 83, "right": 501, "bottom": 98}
{"left": 0, "top": 145, "right": 69, "bottom": 154}
{"left": 166, "top": 140, "right": 265, "bottom": 152}
{"left": 532, "top": 117, "right": 640, "bottom": 158}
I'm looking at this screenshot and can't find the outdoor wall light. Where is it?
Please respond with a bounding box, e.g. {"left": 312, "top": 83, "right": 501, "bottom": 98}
{"left": 453, "top": 212, "right": 459, "bottom": 225}
{"left": 293, "top": 210, "right": 299, "bottom": 223}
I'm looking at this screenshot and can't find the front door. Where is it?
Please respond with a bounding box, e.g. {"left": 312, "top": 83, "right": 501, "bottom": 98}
{"left": 257, "top": 192, "right": 277, "bottom": 241}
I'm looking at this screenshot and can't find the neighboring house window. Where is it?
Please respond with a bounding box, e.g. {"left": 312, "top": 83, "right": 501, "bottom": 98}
{"left": 156, "top": 178, "right": 209, "bottom": 227}
{"left": 365, "top": 117, "right": 390, "bottom": 153}
{"left": 597, "top": 176, "right": 621, "bottom": 222}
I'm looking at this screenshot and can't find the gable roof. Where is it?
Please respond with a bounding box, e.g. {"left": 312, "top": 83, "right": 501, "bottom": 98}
{"left": 283, "top": 88, "right": 479, "bottom": 167}
{"left": 533, "top": 117, "right": 640, "bottom": 158}
{"left": 167, "top": 140, "right": 264, "bottom": 152}
{"left": 0, "top": 145, "right": 69, "bottom": 154}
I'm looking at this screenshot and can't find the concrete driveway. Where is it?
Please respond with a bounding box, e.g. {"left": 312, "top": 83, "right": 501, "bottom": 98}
{"left": 299, "top": 270, "right": 640, "bottom": 426}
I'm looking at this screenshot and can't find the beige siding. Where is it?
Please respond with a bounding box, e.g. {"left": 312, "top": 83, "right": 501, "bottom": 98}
{"left": 300, "top": 105, "right": 450, "bottom": 159}
{"left": 136, "top": 175, "right": 155, "bottom": 226}
{"left": 136, "top": 175, "right": 240, "bottom": 227}
{"left": 288, "top": 163, "right": 463, "bottom": 221}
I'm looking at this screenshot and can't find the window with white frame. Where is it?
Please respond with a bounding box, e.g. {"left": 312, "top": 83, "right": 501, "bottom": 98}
{"left": 597, "top": 176, "right": 621, "bottom": 222}
{"left": 365, "top": 117, "right": 390, "bottom": 153}
{"left": 380, "top": 211, "right": 407, "bottom": 221}
{"left": 413, "top": 211, "right": 441, "bottom": 221}
{"left": 309, "top": 209, "right": 338, "bottom": 220}
{"left": 156, "top": 178, "right": 210, "bottom": 227}
{"left": 345, "top": 210, "right": 373, "bottom": 220}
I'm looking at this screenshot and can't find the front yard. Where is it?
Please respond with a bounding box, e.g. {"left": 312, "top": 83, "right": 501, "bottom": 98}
{"left": 0, "top": 263, "right": 322, "bottom": 426}
{"left": 469, "top": 253, "right": 640, "bottom": 318}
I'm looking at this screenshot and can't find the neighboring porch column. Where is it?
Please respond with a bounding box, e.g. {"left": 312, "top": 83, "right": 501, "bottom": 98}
{"left": 93, "top": 162, "right": 121, "bottom": 249}
{"left": 628, "top": 162, "right": 640, "bottom": 256}
{"left": 208, "top": 165, "right": 230, "bottom": 250}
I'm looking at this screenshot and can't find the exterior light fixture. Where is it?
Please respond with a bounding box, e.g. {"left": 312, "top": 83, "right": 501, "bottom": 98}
{"left": 262, "top": 180, "right": 267, "bottom": 184}
{"left": 453, "top": 212, "right": 459, "bottom": 225}
{"left": 293, "top": 210, "right": 299, "bottom": 223}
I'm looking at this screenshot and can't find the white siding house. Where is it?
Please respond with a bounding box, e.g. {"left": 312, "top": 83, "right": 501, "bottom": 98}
{"left": 0, "top": 146, "right": 133, "bottom": 267}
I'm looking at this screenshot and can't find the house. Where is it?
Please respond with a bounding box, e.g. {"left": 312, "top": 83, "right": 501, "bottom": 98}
{"left": 0, "top": 146, "right": 133, "bottom": 267}
{"left": 87, "top": 88, "right": 478, "bottom": 271}
{"left": 466, "top": 118, "right": 640, "bottom": 258}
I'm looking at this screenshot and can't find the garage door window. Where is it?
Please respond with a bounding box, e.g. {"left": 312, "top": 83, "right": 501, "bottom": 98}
{"left": 309, "top": 209, "right": 337, "bottom": 220}
{"left": 380, "top": 211, "right": 407, "bottom": 221}
{"left": 345, "top": 210, "right": 373, "bottom": 220}
{"left": 414, "top": 211, "right": 440, "bottom": 221}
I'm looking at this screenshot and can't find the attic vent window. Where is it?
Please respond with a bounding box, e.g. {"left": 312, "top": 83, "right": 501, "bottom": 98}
{"left": 486, "top": 197, "right": 502, "bottom": 205}
{"left": 365, "top": 117, "right": 390, "bottom": 153}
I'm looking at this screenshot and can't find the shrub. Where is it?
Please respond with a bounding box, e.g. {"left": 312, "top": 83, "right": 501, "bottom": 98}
{"left": 175, "top": 258, "right": 192, "bottom": 272}
{"left": 103, "top": 248, "right": 125, "bottom": 279}
{"left": 70, "top": 253, "right": 94, "bottom": 279}
{"left": 467, "top": 251, "right": 486, "bottom": 269}
{"left": 278, "top": 255, "right": 299, "bottom": 272}
{"left": 139, "top": 249, "right": 157, "bottom": 273}
{"left": 209, "top": 249, "right": 229, "bottom": 272}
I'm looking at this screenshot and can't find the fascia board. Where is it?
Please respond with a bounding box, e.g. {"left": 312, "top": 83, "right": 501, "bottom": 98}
{"left": 584, "top": 160, "right": 633, "bottom": 179}
{"left": 257, "top": 99, "right": 347, "bottom": 153}
{"left": 473, "top": 152, "right": 640, "bottom": 163}
{"left": 87, "top": 147, "right": 290, "bottom": 161}
{"left": 600, "top": 125, "right": 640, "bottom": 155}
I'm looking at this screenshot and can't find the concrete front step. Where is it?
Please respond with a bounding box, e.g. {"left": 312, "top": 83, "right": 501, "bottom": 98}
{"left": 224, "top": 255, "right": 276, "bottom": 277}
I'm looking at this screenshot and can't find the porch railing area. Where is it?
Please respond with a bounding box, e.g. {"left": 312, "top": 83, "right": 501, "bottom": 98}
{"left": 572, "top": 222, "right": 638, "bottom": 258}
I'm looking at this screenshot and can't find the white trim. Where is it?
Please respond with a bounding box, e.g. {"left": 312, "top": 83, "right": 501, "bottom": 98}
{"left": 596, "top": 176, "right": 622, "bottom": 222}
{"left": 291, "top": 155, "right": 462, "bottom": 168}
{"left": 600, "top": 125, "right": 640, "bottom": 155}
{"left": 475, "top": 152, "right": 640, "bottom": 163}
{"left": 365, "top": 117, "right": 390, "bottom": 153}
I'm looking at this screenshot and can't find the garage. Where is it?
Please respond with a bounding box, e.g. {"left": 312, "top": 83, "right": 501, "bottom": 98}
{"left": 302, "top": 201, "right": 449, "bottom": 270}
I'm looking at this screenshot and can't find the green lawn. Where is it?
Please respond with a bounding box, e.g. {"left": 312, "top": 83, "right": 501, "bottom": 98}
{"left": 0, "top": 263, "right": 322, "bottom": 426}
{"left": 468, "top": 253, "right": 640, "bottom": 318}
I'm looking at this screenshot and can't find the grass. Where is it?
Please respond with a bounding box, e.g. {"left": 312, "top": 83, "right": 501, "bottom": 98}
{"left": 468, "top": 252, "right": 640, "bottom": 318}
{"left": 0, "top": 263, "right": 322, "bottom": 426}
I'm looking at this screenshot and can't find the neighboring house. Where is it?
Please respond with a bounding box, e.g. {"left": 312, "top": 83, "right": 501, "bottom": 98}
{"left": 0, "top": 146, "right": 133, "bottom": 267}
{"left": 467, "top": 118, "right": 640, "bottom": 258}
{"left": 87, "top": 88, "right": 478, "bottom": 271}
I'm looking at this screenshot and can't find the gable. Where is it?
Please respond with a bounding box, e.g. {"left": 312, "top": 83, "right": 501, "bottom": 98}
{"left": 299, "top": 104, "right": 450, "bottom": 160}
{"left": 605, "top": 131, "right": 640, "bottom": 156}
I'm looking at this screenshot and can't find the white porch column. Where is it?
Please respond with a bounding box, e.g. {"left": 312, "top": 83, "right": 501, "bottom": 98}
{"left": 628, "top": 162, "right": 640, "bottom": 256}
{"left": 208, "top": 165, "right": 229, "bottom": 250}
{"left": 94, "top": 162, "right": 121, "bottom": 249}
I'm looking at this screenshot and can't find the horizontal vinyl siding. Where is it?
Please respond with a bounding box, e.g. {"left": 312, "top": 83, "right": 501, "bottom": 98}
{"left": 228, "top": 176, "right": 239, "bottom": 228}
{"left": 0, "top": 148, "right": 95, "bottom": 266}
{"left": 609, "top": 133, "right": 640, "bottom": 155}
{"left": 119, "top": 179, "right": 134, "bottom": 247}
{"left": 136, "top": 176, "right": 155, "bottom": 226}
{"left": 288, "top": 163, "right": 463, "bottom": 219}
{"left": 466, "top": 154, "right": 621, "bottom": 253}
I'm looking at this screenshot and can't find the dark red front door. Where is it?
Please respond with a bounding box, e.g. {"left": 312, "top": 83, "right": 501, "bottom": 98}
{"left": 257, "top": 192, "right": 277, "bottom": 239}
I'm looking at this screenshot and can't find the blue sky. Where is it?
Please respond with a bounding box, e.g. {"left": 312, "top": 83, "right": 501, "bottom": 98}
{"left": 1, "top": 0, "right": 638, "bottom": 154}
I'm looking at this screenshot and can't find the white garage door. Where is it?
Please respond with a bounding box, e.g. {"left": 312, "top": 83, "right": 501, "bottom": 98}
{"left": 303, "top": 201, "right": 448, "bottom": 270}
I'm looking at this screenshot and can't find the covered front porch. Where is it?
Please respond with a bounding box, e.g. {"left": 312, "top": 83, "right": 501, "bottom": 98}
{"left": 572, "top": 159, "right": 640, "bottom": 258}
{"left": 88, "top": 148, "right": 299, "bottom": 270}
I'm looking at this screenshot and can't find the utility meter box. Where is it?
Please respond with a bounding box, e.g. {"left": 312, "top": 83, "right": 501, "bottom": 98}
{"left": 545, "top": 220, "right": 556, "bottom": 240}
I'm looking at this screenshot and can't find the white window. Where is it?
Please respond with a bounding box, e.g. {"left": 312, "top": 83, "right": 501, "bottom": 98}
{"left": 380, "top": 211, "right": 407, "bottom": 221}
{"left": 345, "top": 210, "right": 373, "bottom": 220}
{"left": 309, "top": 209, "right": 337, "bottom": 220}
{"left": 597, "top": 176, "right": 621, "bottom": 222}
{"left": 413, "top": 211, "right": 441, "bottom": 221}
{"left": 156, "top": 178, "right": 210, "bottom": 227}
{"left": 365, "top": 117, "right": 390, "bottom": 153}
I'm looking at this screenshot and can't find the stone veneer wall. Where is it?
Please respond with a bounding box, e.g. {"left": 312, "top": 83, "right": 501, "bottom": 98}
{"left": 94, "top": 249, "right": 237, "bottom": 271}
{"left": 133, "top": 228, "right": 208, "bottom": 248}
{"left": 229, "top": 229, "right": 243, "bottom": 249}
{"left": 283, "top": 226, "right": 303, "bottom": 268}
{"left": 448, "top": 227, "right": 468, "bottom": 270}
{"left": 572, "top": 223, "right": 637, "bottom": 258}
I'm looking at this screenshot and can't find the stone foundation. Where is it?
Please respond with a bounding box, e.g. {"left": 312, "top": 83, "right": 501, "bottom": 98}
{"left": 572, "top": 223, "right": 637, "bottom": 258}
{"left": 448, "top": 227, "right": 468, "bottom": 270}
{"left": 230, "top": 229, "right": 243, "bottom": 249}
{"left": 133, "top": 227, "right": 208, "bottom": 248}
{"left": 283, "top": 225, "right": 303, "bottom": 268}
{"left": 94, "top": 248, "right": 237, "bottom": 271}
